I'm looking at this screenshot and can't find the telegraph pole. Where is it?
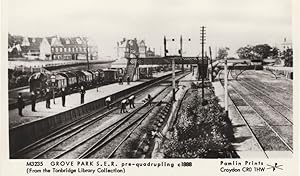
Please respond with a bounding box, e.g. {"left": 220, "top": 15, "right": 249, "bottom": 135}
{"left": 86, "top": 38, "right": 90, "bottom": 70}
{"left": 224, "top": 57, "right": 228, "bottom": 117}
{"left": 117, "top": 42, "right": 119, "bottom": 57}
{"left": 200, "top": 26, "right": 206, "bottom": 103}
{"left": 209, "top": 46, "right": 213, "bottom": 82}
{"left": 163, "top": 36, "right": 167, "bottom": 57}
{"left": 180, "top": 35, "right": 184, "bottom": 72}
{"left": 164, "top": 35, "right": 175, "bottom": 101}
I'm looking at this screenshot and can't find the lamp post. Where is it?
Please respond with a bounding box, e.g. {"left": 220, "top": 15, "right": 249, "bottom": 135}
{"left": 163, "top": 36, "right": 176, "bottom": 101}
{"left": 86, "top": 38, "right": 90, "bottom": 70}
{"left": 179, "top": 35, "right": 191, "bottom": 72}
{"left": 51, "top": 75, "right": 56, "bottom": 104}
{"left": 224, "top": 57, "right": 228, "bottom": 117}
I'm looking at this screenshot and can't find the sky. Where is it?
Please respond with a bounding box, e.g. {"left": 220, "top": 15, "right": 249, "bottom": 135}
{"left": 7, "top": 0, "right": 292, "bottom": 58}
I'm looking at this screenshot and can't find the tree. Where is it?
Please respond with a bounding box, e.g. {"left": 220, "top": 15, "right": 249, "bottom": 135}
{"left": 252, "top": 44, "right": 272, "bottom": 59}
{"left": 236, "top": 44, "right": 278, "bottom": 60}
{"left": 270, "top": 47, "right": 279, "bottom": 58}
{"left": 236, "top": 45, "right": 255, "bottom": 59}
{"left": 216, "top": 47, "right": 229, "bottom": 60}
{"left": 8, "top": 33, "right": 15, "bottom": 48}
{"left": 283, "top": 48, "right": 293, "bottom": 67}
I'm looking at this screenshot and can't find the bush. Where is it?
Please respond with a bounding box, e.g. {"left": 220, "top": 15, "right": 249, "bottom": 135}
{"left": 8, "top": 69, "right": 31, "bottom": 89}
{"left": 164, "top": 89, "right": 235, "bottom": 158}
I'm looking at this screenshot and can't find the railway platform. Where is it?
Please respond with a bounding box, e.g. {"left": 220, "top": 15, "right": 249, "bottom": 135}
{"left": 9, "top": 71, "right": 176, "bottom": 128}
{"left": 213, "top": 80, "right": 268, "bottom": 158}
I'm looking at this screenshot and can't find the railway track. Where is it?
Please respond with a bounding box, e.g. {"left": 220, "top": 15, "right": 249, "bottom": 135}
{"left": 231, "top": 71, "right": 292, "bottom": 122}
{"left": 219, "top": 70, "right": 293, "bottom": 158}
{"left": 234, "top": 71, "right": 292, "bottom": 109}
{"left": 13, "top": 72, "right": 188, "bottom": 159}
{"left": 238, "top": 70, "right": 293, "bottom": 95}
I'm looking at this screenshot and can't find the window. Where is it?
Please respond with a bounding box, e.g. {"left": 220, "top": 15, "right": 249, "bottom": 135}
{"left": 64, "top": 48, "right": 67, "bottom": 52}
{"left": 68, "top": 48, "right": 71, "bottom": 52}
{"left": 55, "top": 48, "right": 59, "bottom": 52}
{"left": 60, "top": 48, "right": 63, "bottom": 52}
{"left": 76, "top": 38, "right": 82, "bottom": 44}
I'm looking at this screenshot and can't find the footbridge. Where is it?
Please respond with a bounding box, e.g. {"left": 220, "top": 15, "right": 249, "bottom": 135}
{"left": 124, "top": 56, "right": 209, "bottom": 81}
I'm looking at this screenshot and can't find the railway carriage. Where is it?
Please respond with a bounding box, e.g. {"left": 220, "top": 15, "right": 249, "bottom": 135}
{"left": 88, "top": 70, "right": 102, "bottom": 86}
{"left": 81, "top": 71, "right": 93, "bottom": 82}
{"left": 103, "top": 69, "right": 119, "bottom": 84}
{"left": 97, "top": 69, "right": 104, "bottom": 84}
{"left": 64, "top": 72, "right": 77, "bottom": 89}
{"left": 139, "top": 66, "right": 153, "bottom": 79}
{"left": 27, "top": 67, "right": 122, "bottom": 95}
{"left": 74, "top": 71, "right": 87, "bottom": 87}
{"left": 55, "top": 74, "right": 68, "bottom": 90}
{"left": 81, "top": 70, "right": 93, "bottom": 88}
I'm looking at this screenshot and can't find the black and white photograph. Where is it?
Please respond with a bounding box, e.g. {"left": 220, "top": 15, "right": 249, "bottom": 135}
{"left": 1, "top": 0, "right": 299, "bottom": 175}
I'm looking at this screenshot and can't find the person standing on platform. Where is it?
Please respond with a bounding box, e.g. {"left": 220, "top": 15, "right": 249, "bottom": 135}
{"left": 175, "top": 80, "right": 179, "bottom": 88}
{"left": 105, "top": 96, "right": 111, "bottom": 109}
{"left": 80, "top": 86, "right": 86, "bottom": 104}
{"left": 120, "top": 99, "right": 128, "bottom": 113}
{"left": 61, "top": 88, "right": 66, "bottom": 107}
{"left": 17, "top": 93, "right": 24, "bottom": 116}
{"left": 46, "top": 88, "right": 51, "bottom": 109}
{"left": 128, "top": 95, "right": 135, "bottom": 108}
{"left": 31, "top": 91, "right": 36, "bottom": 112}
{"left": 148, "top": 94, "right": 152, "bottom": 106}
{"left": 119, "top": 77, "right": 123, "bottom": 85}
{"left": 127, "top": 76, "right": 130, "bottom": 85}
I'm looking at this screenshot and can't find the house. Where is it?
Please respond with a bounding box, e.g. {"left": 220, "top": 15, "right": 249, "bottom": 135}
{"left": 21, "top": 37, "right": 51, "bottom": 60}
{"left": 8, "top": 43, "right": 22, "bottom": 58}
{"left": 146, "top": 48, "right": 155, "bottom": 57}
{"left": 117, "top": 38, "right": 150, "bottom": 59}
{"left": 18, "top": 36, "right": 98, "bottom": 60}
{"left": 138, "top": 40, "right": 146, "bottom": 58}
{"left": 51, "top": 36, "right": 98, "bottom": 60}
{"left": 81, "top": 37, "right": 98, "bottom": 60}
{"left": 40, "top": 38, "right": 52, "bottom": 60}
{"left": 47, "top": 36, "right": 64, "bottom": 60}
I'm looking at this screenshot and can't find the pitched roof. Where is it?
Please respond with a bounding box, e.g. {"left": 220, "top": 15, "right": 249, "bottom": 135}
{"left": 60, "top": 37, "right": 75, "bottom": 45}
{"left": 21, "top": 37, "right": 43, "bottom": 52}
{"left": 137, "top": 40, "right": 145, "bottom": 46}
{"left": 29, "top": 37, "right": 43, "bottom": 49}
{"left": 46, "top": 36, "right": 57, "bottom": 45}
{"left": 59, "top": 37, "right": 87, "bottom": 46}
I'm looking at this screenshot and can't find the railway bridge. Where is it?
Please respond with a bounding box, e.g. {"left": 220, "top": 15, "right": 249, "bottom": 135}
{"left": 124, "top": 56, "right": 209, "bottom": 81}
